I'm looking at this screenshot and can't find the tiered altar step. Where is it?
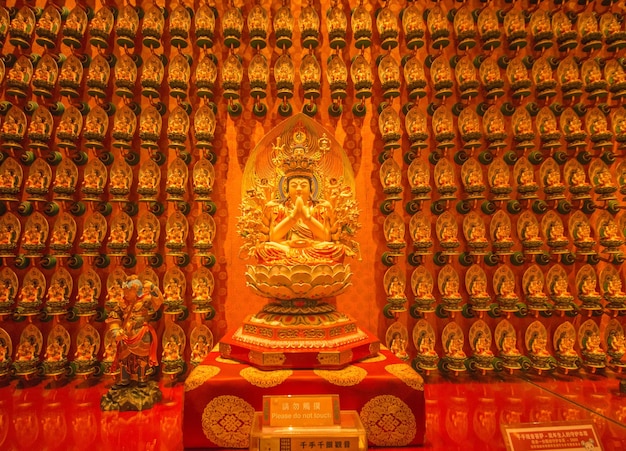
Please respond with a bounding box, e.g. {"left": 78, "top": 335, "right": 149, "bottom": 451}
{"left": 183, "top": 345, "right": 426, "bottom": 449}
{"left": 218, "top": 301, "right": 382, "bottom": 369}
{"left": 220, "top": 326, "right": 380, "bottom": 369}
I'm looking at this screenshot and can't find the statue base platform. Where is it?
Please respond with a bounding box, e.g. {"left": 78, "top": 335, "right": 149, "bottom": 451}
{"left": 219, "top": 301, "right": 380, "bottom": 369}
{"left": 100, "top": 380, "right": 163, "bottom": 411}
{"left": 183, "top": 347, "right": 425, "bottom": 449}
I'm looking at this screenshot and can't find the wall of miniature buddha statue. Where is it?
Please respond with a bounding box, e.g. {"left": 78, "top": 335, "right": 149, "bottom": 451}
{"left": 0, "top": 0, "right": 626, "bottom": 379}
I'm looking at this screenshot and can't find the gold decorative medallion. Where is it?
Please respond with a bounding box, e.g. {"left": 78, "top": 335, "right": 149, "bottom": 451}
{"left": 360, "top": 395, "right": 416, "bottom": 447}
{"left": 240, "top": 367, "right": 293, "bottom": 388}
{"left": 314, "top": 366, "right": 367, "bottom": 386}
{"left": 359, "top": 353, "right": 387, "bottom": 363}
{"left": 202, "top": 395, "right": 255, "bottom": 448}
{"left": 184, "top": 365, "right": 221, "bottom": 392}
{"left": 384, "top": 364, "right": 424, "bottom": 391}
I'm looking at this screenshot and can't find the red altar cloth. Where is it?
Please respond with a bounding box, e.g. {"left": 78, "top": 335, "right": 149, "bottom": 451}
{"left": 183, "top": 347, "right": 425, "bottom": 449}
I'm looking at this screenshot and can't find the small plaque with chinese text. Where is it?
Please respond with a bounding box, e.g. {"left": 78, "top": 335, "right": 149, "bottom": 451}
{"left": 502, "top": 421, "right": 602, "bottom": 451}
{"left": 263, "top": 395, "right": 340, "bottom": 427}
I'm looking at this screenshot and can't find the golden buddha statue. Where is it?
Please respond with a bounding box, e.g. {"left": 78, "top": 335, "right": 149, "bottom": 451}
{"left": 228, "top": 117, "right": 377, "bottom": 369}
{"left": 239, "top": 122, "right": 360, "bottom": 269}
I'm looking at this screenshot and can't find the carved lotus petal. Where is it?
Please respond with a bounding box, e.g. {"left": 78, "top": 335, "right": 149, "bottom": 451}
{"left": 245, "top": 264, "right": 352, "bottom": 300}
{"left": 291, "top": 282, "right": 313, "bottom": 295}
{"left": 262, "top": 284, "right": 294, "bottom": 300}
{"left": 267, "top": 273, "right": 292, "bottom": 287}
{"left": 291, "top": 265, "right": 313, "bottom": 284}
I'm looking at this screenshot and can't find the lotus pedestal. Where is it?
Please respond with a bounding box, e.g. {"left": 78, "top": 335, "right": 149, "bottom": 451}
{"left": 220, "top": 264, "right": 380, "bottom": 369}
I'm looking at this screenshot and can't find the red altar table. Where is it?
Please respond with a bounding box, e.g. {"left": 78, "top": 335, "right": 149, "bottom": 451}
{"left": 183, "top": 347, "right": 425, "bottom": 449}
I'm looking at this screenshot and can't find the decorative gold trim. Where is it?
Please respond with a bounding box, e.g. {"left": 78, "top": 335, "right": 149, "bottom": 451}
{"left": 202, "top": 395, "right": 255, "bottom": 448}
{"left": 314, "top": 366, "right": 367, "bottom": 386}
{"left": 233, "top": 326, "right": 369, "bottom": 349}
{"left": 247, "top": 350, "right": 286, "bottom": 367}
{"left": 360, "top": 353, "right": 387, "bottom": 363}
{"left": 240, "top": 367, "right": 293, "bottom": 388}
{"left": 360, "top": 395, "right": 417, "bottom": 447}
{"left": 385, "top": 363, "right": 424, "bottom": 391}
{"left": 317, "top": 352, "right": 341, "bottom": 365}
{"left": 184, "top": 365, "right": 221, "bottom": 392}
{"left": 215, "top": 356, "right": 241, "bottom": 365}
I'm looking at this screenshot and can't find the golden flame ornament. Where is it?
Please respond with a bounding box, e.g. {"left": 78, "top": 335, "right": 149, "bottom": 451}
{"left": 578, "top": 11, "right": 602, "bottom": 53}
{"left": 351, "top": 2, "right": 372, "bottom": 49}
{"left": 529, "top": 9, "right": 552, "bottom": 51}
{"left": 378, "top": 54, "right": 401, "bottom": 99}
{"left": 274, "top": 54, "right": 295, "bottom": 99}
{"left": 195, "top": 5, "right": 216, "bottom": 49}
{"left": 6, "top": 55, "right": 33, "bottom": 98}
{"left": 532, "top": 56, "right": 557, "bottom": 100}
{"left": 221, "top": 53, "right": 243, "bottom": 100}
{"left": 141, "top": 54, "right": 165, "bottom": 99}
{"left": 36, "top": 5, "right": 61, "bottom": 49}
{"left": 453, "top": 5, "right": 476, "bottom": 51}
{"left": 59, "top": 55, "right": 83, "bottom": 98}
{"left": 27, "top": 106, "right": 53, "bottom": 151}
{"left": 249, "top": 53, "right": 269, "bottom": 99}
{"left": 194, "top": 104, "right": 217, "bottom": 150}
{"left": 139, "top": 105, "right": 162, "bottom": 150}
{"left": 170, "top": 4, "right": 192, "bottom": 48}
{"left": 405, "top": 106, "right": 428, "bottom": 151}
{"left": 196, "top": 54, "right": 218, "bottom": 99}
{"left": 116, "top": 4, "right": 139, "bottom": 48}
{"left": 351, "top": 54, "right": 373, "bottom": 99}
{"left": 274, "top": 5, "right": 294, "bottom": 50}
{"left": 1, "top": 107, "right": 27, "bottom": 151}
{"left": 455, "top": 56, "right": 479, "bottom": 100}
{"left": 114, "top": 54, "right": 138, "bottom": 99}
{"left": 477, "top": 6, "right": 500, "bottom": 51}
{"left": 326, "top": 54, "right": 348, "bottom": 100}
{"left": 62, "top": 6, "right": 88, "bottom": 49}
{"left": 552, "top": 11, "right": 577, "bottom": 52}
{"left": 326, "top": 3, "right": 347, "bottom": 49}
{"left": 503, "top": 9, "right": 527, "bottom": 51}
{"left": 142, "top": 4, "right": 165, "bottom": 49}
{"left": 376, "top": 5, "right": 399, "bottom": 50}
{"left": 168, "top": 53, "right": 191, "bottom": 99}
{"left": 403, "top": 56, "right": 426, "bottom": 100}
{"left": 83, "top": 105, "right": 109, "bottom": 150}
{"left": 427, "top": 5, "right": 450, "bottom": 50}
{"left": 300, "top": 4, "right": 320, "bottom": 49}
{"left": 32, "top": 54, "right": 58, "bottom": 98}
{"left": 601, "top": 12, "right": 626, "bottom": 52}
{"left": 56, "top": 105, "right": 83, "bottom": 151}
{"left": 379, "top": 104, "right": 402, "bottom": 150}
{"left": 402, "top": 3, "right": 425, "bottom": 50}
{"left": 86, "top": 54, "right": 111, "bottom": 98}
{"left": 248, "top": 4, "right": 269, "bottom": 50}
{"left": 9, "top": 6, "right": 35, "bottom": 49}
{"left": 111, "top": 104, "right": 137, "bottom": 149}
{"left": 167, "top": 105, "right": 190, "bottom": 150}
{"left": 223, "top": 5, "right": 244, "bottom": 48}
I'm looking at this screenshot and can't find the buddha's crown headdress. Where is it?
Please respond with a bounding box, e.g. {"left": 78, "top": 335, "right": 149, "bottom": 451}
{"left": 271, "top": 122, "right": 328, "bottom": 179}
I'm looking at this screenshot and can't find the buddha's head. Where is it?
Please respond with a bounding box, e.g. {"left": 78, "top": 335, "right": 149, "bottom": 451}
{"left": 286, "top": 175, "right": 313, "bottom": 201}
